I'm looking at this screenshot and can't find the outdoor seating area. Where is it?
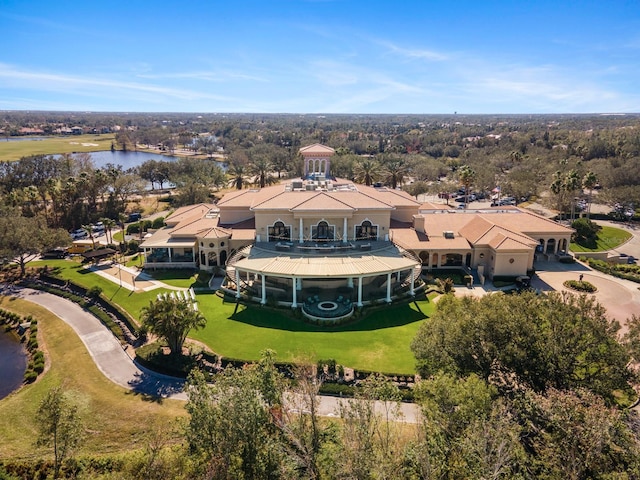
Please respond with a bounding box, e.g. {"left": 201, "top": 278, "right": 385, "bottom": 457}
{"left": 302, "top": 294, "right": 354, "bottom": 322}
{"left": 262, "top": 240, "right": 389, "bottom": 256}
{"left": 157, "top": 288, "right": 199, "bottom": 311}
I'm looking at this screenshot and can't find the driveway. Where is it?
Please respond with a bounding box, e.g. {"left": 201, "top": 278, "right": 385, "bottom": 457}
{"left": 531, "top": 258, "right": 640, "bottom": 333}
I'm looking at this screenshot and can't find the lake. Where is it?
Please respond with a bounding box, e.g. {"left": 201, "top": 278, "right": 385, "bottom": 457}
{"left": 0, "top": 329, "right": 27, "bottom": 400}
{"left": 74, "top": 150, "right": 181, "bottom": 170}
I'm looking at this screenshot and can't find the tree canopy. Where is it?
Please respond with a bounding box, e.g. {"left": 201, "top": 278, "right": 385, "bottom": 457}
{"left": 411, "top": 291, "right": 635, "bottom": 402}
{"left": 140, "top": 296, "right": 207, "bottom": 355}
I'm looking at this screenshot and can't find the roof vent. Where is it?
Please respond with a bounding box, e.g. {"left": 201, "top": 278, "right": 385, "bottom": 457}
{"left": 443, "top": 231, "right": 455, "bottom": 239}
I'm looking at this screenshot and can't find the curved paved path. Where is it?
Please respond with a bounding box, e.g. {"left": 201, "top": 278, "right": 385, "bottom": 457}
{"left": 5, "top": 285, "right": 187, "bottom": 399}
{"left": 3, "top": 285, "right": 421, "bottom": 423}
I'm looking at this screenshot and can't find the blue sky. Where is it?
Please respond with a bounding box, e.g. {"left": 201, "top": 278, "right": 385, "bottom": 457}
{"left": 1, "top": 0, "right": 640, "bottom": 114}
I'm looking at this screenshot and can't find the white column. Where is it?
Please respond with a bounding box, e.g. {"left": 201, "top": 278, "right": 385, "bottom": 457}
{"left": 235, "top": 269, "right": 241, "bottom": 298}
{"left": 410, "top": 269, "right": 415, "bottom": 296}
{"left": 357, "top": 276, "right": 363, "bottom": 306}
{"left": 261, "top": 274, "right": 266, "bottom": 304}
{"left": 292, "top": 276, "right": 297, "bottom": 308}
{"left": 343, "top": 217, "right": 348, "bottom": 243}
{"left": 386, "top": 273, "right": 392, "bottom": 303}
{"left": 168, "top": 249, "right": 173, "bottom": 262}
{"left": 299, "top": 218, "right": 304, "bottom": 243}
{"left": 347, "top": 277, "right": 354, "bottom": 288}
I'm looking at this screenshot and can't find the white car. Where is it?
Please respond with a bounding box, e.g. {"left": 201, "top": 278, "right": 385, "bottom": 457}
{"left": 71, "top": 228, "right": 88, "bottom": 240}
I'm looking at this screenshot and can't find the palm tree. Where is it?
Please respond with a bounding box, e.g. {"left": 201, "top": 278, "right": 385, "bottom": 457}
{"left": 249, "top": 155, "right": 277, "bottom": 188}
{"left": 550, "top": 171, "right": 565, "bottom": 216}
{"left": 380, "top": 155, "right": 407, "bottom": 189}
{"left": 228, "top": 160, "right": 248, "bottom": 190}
{"left": 457, "top": 165, "right": 476, "bottom": 209}
{"left": 101, "top": 217, "right": 116, "bottom": 245}
{"left": 564, "top": 169, "right": 581, "bottom": 221}
{"left": 140, "top": 296, "right": 207, "bottom": 355}
{"left": 81, "top": 224, "right": 96, "bottom": 250}
{"left": 118, "top": 212, "right": 128, "bottom": 253}
{"left": 582, "top": 171, "right": 598, "bottom": 218}
{"left": 353, "top": 157, "right": 382, "bottom": 186}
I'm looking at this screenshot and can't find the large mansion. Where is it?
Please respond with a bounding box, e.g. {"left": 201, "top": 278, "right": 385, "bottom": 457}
{"left": 140, "top": 144, "right": 573, "bottom": 318}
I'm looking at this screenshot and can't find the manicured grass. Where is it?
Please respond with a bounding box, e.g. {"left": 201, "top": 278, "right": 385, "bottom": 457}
{"left": 570, "top": 225, "right": 632, "bottom": 252}
{"left": 30, "top": 259, "right": 161, "bottom": 320}
{"left": 0, "top": 296, "right": 186, "bottom": 461}
{"left": 0, "top": 134, "right": 116, "bottom": 161}
{"left": 190, "top": 293, "right": 434, "bottom": 374}
{"left": 143, "top": 269, "right": 210, "bottom": 289}
{"left": 29, "top": 258, "right": 431, "bottom": 374}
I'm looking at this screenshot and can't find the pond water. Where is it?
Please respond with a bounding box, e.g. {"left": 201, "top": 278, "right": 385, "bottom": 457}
{"left": 75, "top": 150, "right": 181, "bottom": 170}
{"left": 0, "top": 329, "right": 27, "bottom": 400}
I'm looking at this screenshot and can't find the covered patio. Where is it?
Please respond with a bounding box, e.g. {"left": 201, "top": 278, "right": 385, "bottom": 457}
{"left": 222, "top": 241, "right": 423, "bottom": 317}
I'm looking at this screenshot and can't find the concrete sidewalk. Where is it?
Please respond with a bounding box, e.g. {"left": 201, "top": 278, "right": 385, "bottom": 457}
{"left": 7, "top": 286, "right": 186, "bottom": 399}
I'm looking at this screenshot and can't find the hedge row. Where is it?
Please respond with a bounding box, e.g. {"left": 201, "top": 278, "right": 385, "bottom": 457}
{"left": 20, "top": 280, "right": 127, "bottom": 343}
{"left": 579, "top": 257, "right": 640, "bottom": 284}
{"left": 39, "top": 273, "right": 139, "bottom": 338}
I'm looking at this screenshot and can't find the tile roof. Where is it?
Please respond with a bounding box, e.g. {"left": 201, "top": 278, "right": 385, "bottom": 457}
{"left": 234, "top": 244, "right": 418, "bottom": 277}
{"left": 165, "top": 203, "right": 217, "bottom": 226}
{"left": 299, "top": 143, "right": 335, "bottom": 156}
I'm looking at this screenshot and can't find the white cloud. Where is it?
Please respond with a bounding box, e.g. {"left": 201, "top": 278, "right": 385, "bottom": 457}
{"left": 375, "top": 39, "right": 448, "bottom": 61}
{"left": 0, "top": 63, "right": 239, "bottom": 103}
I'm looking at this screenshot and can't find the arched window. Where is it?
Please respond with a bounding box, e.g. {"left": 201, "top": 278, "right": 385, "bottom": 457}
{"left": 208, "top": 251, "right": 218, "bottom": 266}
{"left": 355, "top": 220, "right": 378, "bottom": 240}
{"left": 444, "top": 253, "right": 463, "bottom": 266}
{"left": 312, "top": 221, "right": 334, "bottom": 241}
{"left": 268, "top": 221, "right": 291, "bottom": 242}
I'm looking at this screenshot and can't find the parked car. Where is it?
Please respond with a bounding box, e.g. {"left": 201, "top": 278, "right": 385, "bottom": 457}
{"left": 42, "top": 248, "right": 68, "bottom": 259}
{"left": 70, "top": 228, "right": 88, "bottom": 240}
{"left": 127, "top": 212, "right": 141, "bottom": 222}
{"left": 92, "top": 222, "right": 105, "bottom": 235}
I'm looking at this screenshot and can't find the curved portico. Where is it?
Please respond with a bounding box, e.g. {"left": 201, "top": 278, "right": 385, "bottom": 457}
{"left": 224, "top": 241, "right": 422, "bottom": 310}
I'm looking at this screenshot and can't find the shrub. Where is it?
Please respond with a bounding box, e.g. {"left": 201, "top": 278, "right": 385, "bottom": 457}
{"left": 87, "top": 285, "right": 103, "bottom": 298}
{"left": 151, "top": 216, "right": 165, "bottom": 229}
{"left": 564, "top": 279, "right": 597, "bottom": 292}
{"left": 126, "top": 240, "right": 140, "bottom": 254}
{"left": 571, "top": 218, "right": 601, "bottom": 247}
{"left": 24, "top": 370, "right": 37, "bottom": 383}
{"left": 559, "top": 255, "right": 576, "bottom": 263}
{"left": 319, "top": 383, "right": 355, "bottom": 397}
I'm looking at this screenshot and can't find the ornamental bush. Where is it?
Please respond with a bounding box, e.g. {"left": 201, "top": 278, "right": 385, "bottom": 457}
{"left": 564, "top": 279, "right": 597, "bottom": 292}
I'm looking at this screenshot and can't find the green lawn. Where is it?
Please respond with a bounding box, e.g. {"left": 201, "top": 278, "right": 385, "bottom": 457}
{"left": 570, "top": 225, "right": 632, "bottom": 252}
{"left": 0, "top": 297, "right": 186, "bottom": 461}
{"left": 191, "top": 293, "right": 433, "bottom": 374}
{"left": 28, "top": 258, "right": 432, "bottom": 374}
{"left": 0, "top": 134, "right": 116, "bottom": 161}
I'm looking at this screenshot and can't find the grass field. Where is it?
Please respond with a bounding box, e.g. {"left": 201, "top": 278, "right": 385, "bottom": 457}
{"left": 190, "top": 293, "right": 433, "bottom": 374}
{"left": 0, "top": 296, "right": 186, "bottom": 461}
{"left": 570, "top": 225, "right": 632, "bottom": 252}
{"left": 0, "top": 134, "right": 116, "bottom": 161}
{"left": 28, "top": 258, "right": 431, "bottom": 373}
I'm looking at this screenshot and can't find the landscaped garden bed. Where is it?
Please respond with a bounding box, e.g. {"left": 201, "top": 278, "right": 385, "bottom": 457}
{"left": 579, "top": 257, "right": 640, "bottom": 284}
{"left": 564, "top": 279, "right": 597, "bottom": 293}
